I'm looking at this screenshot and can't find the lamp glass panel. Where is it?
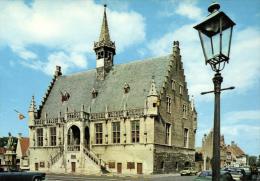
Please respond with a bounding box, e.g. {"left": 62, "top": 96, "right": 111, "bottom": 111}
{"left": 212, "top": 33, "right": 220, "bottom": 58}
{"left": 201, "top": 32, "right": 213, "bottom": 61}
{"left": 221, "top": 27, "right": 232, "bottom": 57}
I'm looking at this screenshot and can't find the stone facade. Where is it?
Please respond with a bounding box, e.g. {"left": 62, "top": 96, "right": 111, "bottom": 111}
{"left": 201, "top": 131, "right": 227, "bottom": 170}
{"left": 27, "top": 5, "right": 197, "bottom": 175}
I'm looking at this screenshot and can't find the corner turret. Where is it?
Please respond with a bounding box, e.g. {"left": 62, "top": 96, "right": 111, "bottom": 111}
{"left": 146, "top": 78, "right": 159, "bottom": 116}
{"left": 28, "top": 96, "right": 37, "bottom": 127}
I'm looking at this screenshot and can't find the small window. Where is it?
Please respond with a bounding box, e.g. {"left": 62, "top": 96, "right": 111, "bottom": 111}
{"left": 37, "top": 128, "right": 43, "bottom": 147}
{"left": 131, "top": 121, "right": 140, "bottom": 143}
{"left": 127, "top": 162, "right": 135, "bottom": 169}
{"left": 108, "top": 162, "right": 115, "bottom": 168}
{"left": 165, "top": 123, "right": 171, "bottom": 145}
{"left": 112, "top": 122, "right": 120, "bottom": 144}
{"left": 171, "top": 80, "right": 176, "bottom": 90}
{"left": 179, "top": 85, "right": 183, "bottom": 95}
{"left": 166, "top": 96, "right": 171, "bottom": 113}
{"left": 95, "top": 123, "right": 103, "bottom": 144}
{"left": 184, "top": 128, "right": 189, "bottom": 148}
{"left": 182, "top": 104, "right": 188, "bottom": 118}
{"left": 50, "top": 127, "right": 56, "bottom": 146}
{"left": 40, "top": 162, "right": 45, "bottom": 168}
{"left": 160, "top": 161, "right": 165, "bottom": 169}
{"left": 153, "top": 103, "right": 156, "bottom": 107}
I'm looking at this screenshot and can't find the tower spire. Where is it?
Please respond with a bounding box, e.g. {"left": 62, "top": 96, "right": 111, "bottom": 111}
{"left": 99, "top": 4, "right": 111, "bottom": 42}
{"left": 94, "top": 4, "right": 116, "bottom": 80}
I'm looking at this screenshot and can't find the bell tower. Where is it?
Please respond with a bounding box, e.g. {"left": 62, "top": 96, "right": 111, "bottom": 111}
{"left": 94, "top": 4, "right": 116, "bottom": 80}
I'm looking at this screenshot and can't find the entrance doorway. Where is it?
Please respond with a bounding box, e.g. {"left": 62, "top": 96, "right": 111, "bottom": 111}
{"left": 117, "top": 163, "right": 122, "bottom": 174}
{"left": 137, "top": 163, "right": 142, "bottom": 174}
{"left": 35, "top": 163, "right": 39, "bottom": 171}
{"left": 67, "top": 125, "right": 80, "bottom": 145}
{"left": 85, "top": 126, "right": 90, "bottom": 149}
{"left": 71, "top": 162, "right": 76, "bottom": 172}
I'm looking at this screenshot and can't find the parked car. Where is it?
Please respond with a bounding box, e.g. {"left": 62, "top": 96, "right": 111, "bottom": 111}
{"left": 180, "top": 167, "right": 198, "bottom": 176}
{"left": 222, "top": 167, "right": 250, "bottom": 181}
{"left": 0, "top": 172, "right": 46, "bottom": 181}
{"left": 193, "top": 170, "right": 235, "bottom": 181}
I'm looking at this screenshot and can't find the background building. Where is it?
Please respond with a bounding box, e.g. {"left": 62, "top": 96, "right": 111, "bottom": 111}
{"left": 28, "top": 6, "right": 197, "bottom": 175}
{"left": 226, "top": 141, "right": 247, "bottom": 167}
{"left": 0, "top": 147, "right": 6, "bottom": 167}
{"left": 200, "top": 130, "right": 246, "bottom": 170}
{"left": 15, "top": 134, "right": 30, "bottom": 170}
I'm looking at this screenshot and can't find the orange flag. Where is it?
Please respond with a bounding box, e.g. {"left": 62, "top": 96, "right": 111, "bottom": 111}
{"left": 14, "top": 109, "right": 26, "bottom": 120}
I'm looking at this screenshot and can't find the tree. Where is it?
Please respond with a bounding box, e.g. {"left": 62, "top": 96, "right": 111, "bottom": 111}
{"left": 257, "top": 155, "right": 260, "bottom": 167}
{"left": 0, "top": 137, "right": 18, "bottom": 148}
{"left": 248, "top": 156, "right": 257, "bottom": 166}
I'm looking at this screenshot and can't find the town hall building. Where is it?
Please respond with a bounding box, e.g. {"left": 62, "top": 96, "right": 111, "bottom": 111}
{"left": 28, "top": 5, "right": 197, "bottom": 175}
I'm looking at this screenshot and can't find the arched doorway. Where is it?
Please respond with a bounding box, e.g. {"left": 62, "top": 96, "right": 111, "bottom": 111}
{"left": 185, "top": 161, "right": 191, "bottom": 167}
{"left": 67, "top": 125, "right": 80, "bottom": 151}
{"left": 85, "top": 126, "right": 90, "bottom": 149}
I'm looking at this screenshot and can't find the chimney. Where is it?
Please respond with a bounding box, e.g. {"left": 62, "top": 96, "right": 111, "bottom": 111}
{"left": 55, "top": 65, "right": 62, "bottom": 77}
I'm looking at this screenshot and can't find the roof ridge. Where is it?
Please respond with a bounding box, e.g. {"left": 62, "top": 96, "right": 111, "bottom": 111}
{"left": 63, "top": 54, "right": 172, "bottom": 77}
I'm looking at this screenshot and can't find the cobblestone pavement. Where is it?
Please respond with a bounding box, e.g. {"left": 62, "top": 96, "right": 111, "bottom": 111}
{"left": 46, "top": 173, "right": 196, "bottom": 181}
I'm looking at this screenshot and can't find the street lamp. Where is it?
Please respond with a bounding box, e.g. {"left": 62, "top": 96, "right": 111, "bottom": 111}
{"left": 194, "top": 2, "right": 235, "bottom": 181}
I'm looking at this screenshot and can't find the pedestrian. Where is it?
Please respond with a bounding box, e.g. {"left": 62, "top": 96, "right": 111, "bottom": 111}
{"left": 250, "top": 164, "right": 258, "bottom": 180}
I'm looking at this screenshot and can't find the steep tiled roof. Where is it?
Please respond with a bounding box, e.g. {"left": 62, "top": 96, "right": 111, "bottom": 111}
{"left": 20, "top": 137, "right": 29, "bottom": 157}
{"left": 226, "top": 144, "right": 245, "bottom": 157}
{"left": 0, "top": 147, "right": 6, "bottom": 154}
{"left": 40, "top": 55, "right": 172, "bottom": 118}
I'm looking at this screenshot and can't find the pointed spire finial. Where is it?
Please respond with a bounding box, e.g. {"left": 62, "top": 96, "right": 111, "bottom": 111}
{"left": 29, "top": 96, "right": 37, "bottom": 112}
{"left": 99, "top": 4, "right": 111, "bottom": 42}
{"left": 148, "top": 78, "right": 158, "bottom": 96}
{"left": 191, "top": 95, "right": 195, "bottom": 111}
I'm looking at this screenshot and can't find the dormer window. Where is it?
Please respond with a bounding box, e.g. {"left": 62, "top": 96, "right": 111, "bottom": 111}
{"left": 124, "top": 83, "right": 130, "bottom": 94}
{"left": 60, "top": 91, "right": 70, "bottom": 103}
{"left": 92, "top": 88, "right": 98, "bottom": 98}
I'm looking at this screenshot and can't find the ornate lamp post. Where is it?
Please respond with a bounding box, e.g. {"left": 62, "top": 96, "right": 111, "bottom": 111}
{"left": 194, "top": 2, "right": 235, "bottom": 181}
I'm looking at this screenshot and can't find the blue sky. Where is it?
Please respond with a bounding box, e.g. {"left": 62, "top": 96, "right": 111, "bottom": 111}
{"left": 0, "top": 0, "right": 259, "bottom": 156}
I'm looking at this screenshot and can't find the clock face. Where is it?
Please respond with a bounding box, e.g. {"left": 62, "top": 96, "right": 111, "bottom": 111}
{"left": 96, "top": 58, "right": 104, "bottom": 68}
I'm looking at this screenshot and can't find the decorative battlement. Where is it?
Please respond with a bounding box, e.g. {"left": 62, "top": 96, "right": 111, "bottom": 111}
{"left": 34, "top": 117, "right": 64, "bottom": 125}
{"left": 94, "top": 40, "right": 115, "bottom": 49}
{"left": 33, "top": 107, "right": 146, "bottom": 126}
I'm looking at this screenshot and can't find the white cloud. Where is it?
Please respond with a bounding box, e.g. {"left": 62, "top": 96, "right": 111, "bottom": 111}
{"left": 221, "top": 124, "right": 260, "bottom": 155}
{"left": 19, "top": 51, "right": 88, "bottom": 75}
{"left": 176, "top": 2, "right": 203, "bottom": 21}
{"left": 224, "top": 110, "right": 260, "bottom": 122}
{"left": 0, "top": 0, "right": 145, "bottom": 75}
{"left": 10, "top": 45, "right": 38, "bottom": 60}
{"left": 158, "top": 0, "right": 202, "bottom": 21}
{"left": 148, "top": 24, "right": 260, "bottom": 102}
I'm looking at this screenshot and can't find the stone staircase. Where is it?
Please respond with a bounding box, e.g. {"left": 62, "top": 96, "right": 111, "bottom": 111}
{"left": 83, "top": 146, "right": 109, "bottom": 173}
{"left": 50, "top": 147, "right": 64, "bottom": 166}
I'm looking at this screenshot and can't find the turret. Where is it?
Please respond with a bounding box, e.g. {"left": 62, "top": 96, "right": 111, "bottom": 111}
{"left": 146, "top": 78, "right": 159, "bottom": 116}
{"left": 28, "top": 96, "right": 37, "bottom": 127}
{"left": 94, "top": 4, "right": 116, "bottom": 80}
